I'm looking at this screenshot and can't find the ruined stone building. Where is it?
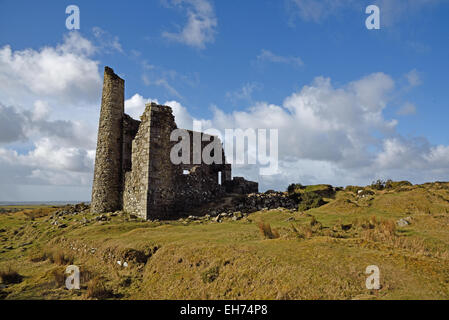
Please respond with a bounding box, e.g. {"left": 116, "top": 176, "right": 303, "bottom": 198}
{"left": 91, "top": 67, "right": 258, "bottom": 220}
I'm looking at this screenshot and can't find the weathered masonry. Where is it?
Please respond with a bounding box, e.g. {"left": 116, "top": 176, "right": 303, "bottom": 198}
{"left": 91, "top": 67, "right": 258, "bottom": 220}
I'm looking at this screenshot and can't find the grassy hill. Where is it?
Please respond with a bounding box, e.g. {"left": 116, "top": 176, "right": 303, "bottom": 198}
{"left": 1, "top": 182, "right": 449, "bottom": 300}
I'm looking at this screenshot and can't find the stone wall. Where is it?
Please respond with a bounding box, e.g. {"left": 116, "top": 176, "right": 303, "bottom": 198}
{"left": 122, "top": 104, "right": 152, "bottom": 219}
{"left": 146, "top": 104, "right": 179, "bottom": 219}
{"left": 91, "top": 67, "right": 125, "bottom": 214}
{"left": 123, "top": 103, "right": 233, "bottom": 220}
{"left": 224, "top": 177, "right": 259, "bottom": 194}
{"left": 93, "top": 66, "right": 259, "bottom": 220}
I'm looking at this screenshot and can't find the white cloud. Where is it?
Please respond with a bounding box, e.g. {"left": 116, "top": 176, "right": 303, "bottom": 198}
{"left": 0, "top": 103, "right": 27, "bottom": 143}
{"left": 226, "top": 83, "right": 262, "bottom": 104}
{"left": 165, "top": 100, "right": 198, "bottom": 130}
{"left": 156, "top": 72, "right": 449, "bottom": 190}
{"left": 162, "top": 0, "right": 217, "bottom": 49}
{"left": 0, "top": 32, "right": 103, "bottom": 200}
{"left": 125, "top": 94, "right": 159, "bottom": 120}
{"left": 92, "top": 27, "right": 124, "bottom": 53}
{"left": 0, "top": 32, "right": 101, "bottom": 106}
{"left": 256, "top": 49, "right": 304, "bottom": 67}
{"left": 405, "top": 69, "right": 422, "bottom": 87}
{"left": 32, "top": 100, "right": 51, "bottom": 121}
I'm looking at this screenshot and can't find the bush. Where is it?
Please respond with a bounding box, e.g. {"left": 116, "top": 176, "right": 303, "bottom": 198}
{"left": 287, "top": 183, "right": 303, "bottom": 194}
{"left": 370, "top": 179, "right": 413, "bottom": 190}
{"left": 370, "top": 179, "right": 385, "bottom": 190}
{"left": 0, "top": 267, "right": 23, "bottom": 284}
{"left": 258, "top": 222, "right": 280, "bottom": 239}
{"left": 288, "top": 192, "right": 301, "bottom": 204}
{"left": 297, "top": 192, "right": 326, "bottom": 211}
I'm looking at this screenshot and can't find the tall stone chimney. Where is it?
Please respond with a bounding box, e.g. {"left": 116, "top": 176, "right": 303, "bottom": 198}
{"left": 91, "top": 67, "right": 124, "bottom": 214}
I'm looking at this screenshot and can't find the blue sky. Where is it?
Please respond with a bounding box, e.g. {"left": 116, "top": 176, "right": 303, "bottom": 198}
{"left": 0, "top": 0, "right": 448, "bottom": 201}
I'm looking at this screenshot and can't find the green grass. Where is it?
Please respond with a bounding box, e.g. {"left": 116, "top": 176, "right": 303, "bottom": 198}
{"left": 1, "top": 183, "right": 449, "bottom": 300}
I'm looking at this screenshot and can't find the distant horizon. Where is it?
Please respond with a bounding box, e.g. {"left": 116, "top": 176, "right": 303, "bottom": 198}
{"left": 0, "top": 200, "right": 90, "bottom": 205}
{"left": 2, "top": 179, "right": 449, "bottom": 205}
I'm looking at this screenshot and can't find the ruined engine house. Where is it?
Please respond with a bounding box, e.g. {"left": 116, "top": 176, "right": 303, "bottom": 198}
{"left": 91, "top": 67, "right": 258, "bottom": 220}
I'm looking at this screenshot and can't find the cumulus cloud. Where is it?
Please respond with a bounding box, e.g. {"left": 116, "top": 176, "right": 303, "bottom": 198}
{"left": 158, "top": 72, "right": 448, "bottom": 190}
{"left": 125, "top": 94, "right": 159, "bottom": 120}
{"left": 0, "top": 32, "right": 103, "bottom": 200}
{"left": 124, "top": 94, "right": 197, "bottom": 131}
{"left": 0, "top": 32, "right": 101, "bottom": 106}
{"left": 162, "top": 0, "right": 217, "bottom": 49}
{"left": 0, "top": 103, "right": 27, "bottom": 143}
{"left": 0, "top": 101, "right": 96, "bottom": 184}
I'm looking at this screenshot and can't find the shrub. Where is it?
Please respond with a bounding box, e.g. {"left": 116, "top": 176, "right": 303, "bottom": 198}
{"left": 258, "top": 222, "right": 280, "bottom": 239}
{"left": 287, "top": 183, "right": 303, "bottom": 194}
{"left": 288, "top": 192, "right": 301, "bottom": 204}
{"left": 201, "top": 266, "right": 220, "bottom": 283}
{"left": 0, "top": 267, "right": 23, "bottom": 284}
{"left": 370, "top": 179, "right": 386, "bottom": 190}
{"left": 297, "top": 192, "right": 326, "bottom": 211}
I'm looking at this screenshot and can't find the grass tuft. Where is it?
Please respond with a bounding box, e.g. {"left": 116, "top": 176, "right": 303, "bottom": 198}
{"left": 87, "top": 277, "right": 113, "bottom": 299}
{"left": 258, "top": 222, "right": 280, "bottom": 239}
{"left": 48, "top": 249, "right": 74, "bottom": 266}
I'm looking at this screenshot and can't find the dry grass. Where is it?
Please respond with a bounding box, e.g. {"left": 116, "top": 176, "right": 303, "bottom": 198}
{"left": 258, "top": 222, "right": 280, "bottom": 239}
{"left": 23, "top": 207, "right": 55, "bottom": 220}
{"left": 1, "top": 183, "right": 449, "bottom": 300}
{"left": 0, "top": 267, "right": 23, "bottom": 284}
{"left": 87, "top": 277, "right": 113, "bottom": 299}
{"left": 51, "top": 268, "right": 66, "bottom": 287}
{"left": 360, "top": 217, "right": 396, "bottom": 242}
{"left": 48, "top": 249, "right": 74, "bottom": 266}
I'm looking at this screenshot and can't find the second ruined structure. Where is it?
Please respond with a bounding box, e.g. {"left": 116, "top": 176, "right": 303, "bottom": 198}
{"left": 91, "top": 67, "right": 258, "bottom": 220}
